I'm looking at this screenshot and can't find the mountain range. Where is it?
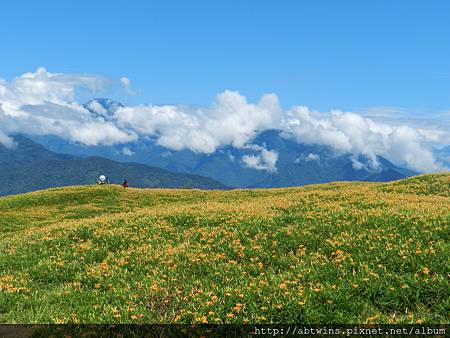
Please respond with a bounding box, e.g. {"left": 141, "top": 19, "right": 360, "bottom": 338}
{"left": 0, "top": 135, "right": 226, "bottom": 196}
{"left": 1, "top": 98, "right": 426, "bottom": 194}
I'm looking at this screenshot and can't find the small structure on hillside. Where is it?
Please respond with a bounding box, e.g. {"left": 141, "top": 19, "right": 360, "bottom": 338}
{"left": 97, "top": 175, "right": 110, "bottom": 185}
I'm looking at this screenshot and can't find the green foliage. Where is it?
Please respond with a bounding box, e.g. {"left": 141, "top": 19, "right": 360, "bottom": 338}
{"left": 0, "top": 174, "right": 449, "bottom": 324}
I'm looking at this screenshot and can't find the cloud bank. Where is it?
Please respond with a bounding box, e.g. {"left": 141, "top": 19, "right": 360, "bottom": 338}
{"left": 282, "top": 107, "right": 443, "bottom": 172}
{"left": 0, "top": 67, "right": 137, "bottom": 146}
{"left": 0, "top": 68, "right": 448, "bottom": 173}
{"left": 114, "top": 90, "right": 282, "bottom": 154}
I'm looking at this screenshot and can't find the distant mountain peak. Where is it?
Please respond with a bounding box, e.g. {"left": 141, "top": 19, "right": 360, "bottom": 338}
{"left": 84, "top": 98, "right": 124, "bottom": 119}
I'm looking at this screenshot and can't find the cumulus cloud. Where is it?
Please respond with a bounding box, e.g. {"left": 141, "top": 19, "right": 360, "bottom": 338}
{"left": 114, "top": 90, "right": 282, "bottom": 154}
{"left": 0, "top": 68, "right": 137, "bottom": 146}
{"left": 282, "top": 107, "right": 444, "bottom": 172}
{"left": 0, "top": 68, "right": 448, "bottom": 173}
{"left": 242, "top": 146, "right": 279, "bottom": 172}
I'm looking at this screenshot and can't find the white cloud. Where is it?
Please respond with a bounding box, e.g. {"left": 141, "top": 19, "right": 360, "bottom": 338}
{"left": 417, "top": 128, "right": 450, "bottom": 145}
{"left": 305, "top": 153, "right": 320, "bottom": 162}
{"left": 242, "top": 146, "right": 278, "bottom": 172}
{"left": 69, "top": 122, "right": 136, "bottom": 146}
{"left": 0, "top": 131, "right": 15, "bottom": 148}
{"left": 350, "top": 156, "right": 379, "bottom": 171}
{"left": 0, "top": 68, "right": 136, "bottom": 146}
{"left": 0, "top": 68, "right": 448, "bottom": 173}
{"left": 114, "top": 90, "right": 282, "bottom": 154}
{"left": 86, "top": 100, "right": 107, "bottom": 115}
{"left": 351, "top": 158, "right": 366, "bottom": 170}
{"left": 122, "top": 147, "right": 134, "bottom": 156}
{"left": 120, "top": 77, "right": 130, "bottom": 88}
{"left": 294, "top": 153, "right": 320, "bottom": 164}
{"left": 360, "top": 106, "right": 409, "bottom": 118}
{"left": 120, "top": 77, "right": 135, "bottom": 95}
{"left": 8, "top": 67, "right": 107, "bottom": 105}
{"left": 283, "top": 107, "right": 444, "bottom": 172}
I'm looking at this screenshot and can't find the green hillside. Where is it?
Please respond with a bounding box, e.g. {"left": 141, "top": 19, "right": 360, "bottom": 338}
{"left": 0, "top": 173, "right": 449, "bottom": 324}
{"left": 0, "top": 135, "right": 226, "bottom": 196}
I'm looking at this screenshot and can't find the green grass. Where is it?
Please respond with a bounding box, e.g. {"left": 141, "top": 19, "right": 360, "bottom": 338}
{"left": 0, "top": 174, "right": 449, "bottom": 324}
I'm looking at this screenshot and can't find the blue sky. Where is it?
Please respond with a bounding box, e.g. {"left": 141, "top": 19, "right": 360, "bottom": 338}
{"left": 0, "top": 1, "right": 449, "bottom": 173}
{"left": 1, "top": 0, "right": 450, "bottom": 113}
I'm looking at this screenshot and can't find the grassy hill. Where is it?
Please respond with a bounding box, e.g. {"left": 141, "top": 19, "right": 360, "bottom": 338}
{"left": 0, "top": 173, "right": 449, "bottom": 324}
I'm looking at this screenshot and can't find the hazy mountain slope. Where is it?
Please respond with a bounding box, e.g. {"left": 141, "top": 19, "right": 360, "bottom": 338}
{"left": 24, "top": 129, "right": 416, "bottom": 188}
{"left": 0, "top": 136, "right": 226, "bottom": 196}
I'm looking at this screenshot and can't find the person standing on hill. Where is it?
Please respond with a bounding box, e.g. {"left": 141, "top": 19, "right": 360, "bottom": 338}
{"left": 122, "top": 179, "right": 129, "bottom": 188}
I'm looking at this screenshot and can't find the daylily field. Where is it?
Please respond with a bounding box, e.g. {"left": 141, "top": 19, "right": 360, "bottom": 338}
{"left": 0, "top": 174, "right": 449, "bottom": 324}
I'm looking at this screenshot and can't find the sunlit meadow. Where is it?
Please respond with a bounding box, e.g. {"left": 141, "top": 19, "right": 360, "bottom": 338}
{"left": 0, "top": 173, "right": 449, "bottom": 324}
